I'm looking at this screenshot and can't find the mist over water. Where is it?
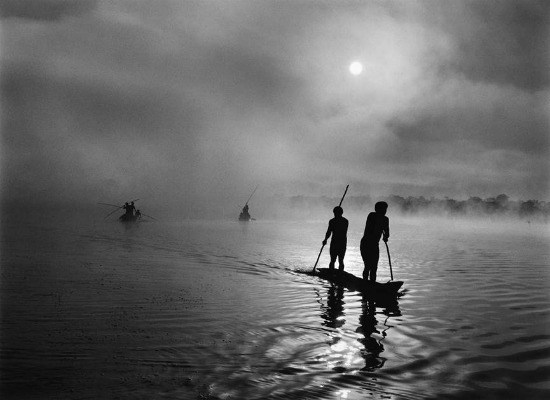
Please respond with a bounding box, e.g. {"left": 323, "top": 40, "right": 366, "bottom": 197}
{"left": 1, "top": 213, "right": 549, "bottom": 399}
{"left": 1, "top": 1, "right": 549, "bottom": 398}
{"left": 1, "top": 1, "right": 549, "bottom": 212}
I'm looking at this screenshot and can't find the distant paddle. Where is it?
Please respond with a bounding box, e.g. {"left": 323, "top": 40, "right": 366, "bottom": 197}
{"left": 99, "top": 199, "right": 140, "bottom": 219}
{"left": 312, "top": 184, "right": 349, "bottom": 272}
{"left": 244, "top": 186, "right": 258, "bottom": 207}
{"left": 98, "top": 202, "right": 122, "bottom": 208}
{"left": 141, "top": 213, "right": 157, "bottom": 221}
{"left": 104, "top": 205, "right": 124, "bottom": 219}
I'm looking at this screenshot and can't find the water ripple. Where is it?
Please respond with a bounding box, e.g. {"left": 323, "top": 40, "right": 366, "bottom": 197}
{"left": 2, "top": 219, "right": 549, "bottom": 399}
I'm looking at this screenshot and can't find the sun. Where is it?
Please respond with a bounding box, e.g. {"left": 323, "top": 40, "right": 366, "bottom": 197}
{"left": 349, "top": 61, "right": 363, "bottom": 75}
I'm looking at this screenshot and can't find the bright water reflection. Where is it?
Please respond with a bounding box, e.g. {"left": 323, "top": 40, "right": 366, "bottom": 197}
{"left": 1, "top": 216, "right": 549, "bottom": 399}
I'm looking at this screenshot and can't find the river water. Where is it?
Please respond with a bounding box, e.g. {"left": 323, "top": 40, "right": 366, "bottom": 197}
{"left": 1, "top": 215, "right": 549, "bottom": 399}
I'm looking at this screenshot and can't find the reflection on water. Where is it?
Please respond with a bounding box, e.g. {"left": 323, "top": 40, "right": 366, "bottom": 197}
{"left": 357, "top": 297, "right": 399, "bottom": 372}
{"left": 1, "top": 217, "right": 549, "bottom": 399}
{"left": 320, "top": 285, "right": 346, "bottom": 330}
{"left": 319, "top": 283, "right": 402, "bottom": 375}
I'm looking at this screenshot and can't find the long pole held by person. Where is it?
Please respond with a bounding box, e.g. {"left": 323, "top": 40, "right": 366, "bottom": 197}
{"left": 100, "top": 198, "right": 140, "bottom": 219}
{"left": 245, "top": 186, "right": 258, "bottom": 207}
{"left": 312, "top": 185, "right": 349, "bottom": 272}
{"left": 385, "top": 241, "right": 394, "bottom": 281}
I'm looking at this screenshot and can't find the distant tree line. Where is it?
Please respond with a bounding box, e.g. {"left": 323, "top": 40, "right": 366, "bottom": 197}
{"left": 382, "top": 194, "right": 549, "bottom": 221}
{"left": 284, "top": 193, "right": 549, "bottom": 221}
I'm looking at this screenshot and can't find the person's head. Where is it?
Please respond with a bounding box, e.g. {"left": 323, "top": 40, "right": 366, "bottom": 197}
{"left": 131, "top": 202, "right": 134, "bottom": 205}
{"left": 375, "top": 201, "right": 388, "bottom": 215}
{"left": 333, "top": 206, "right": 343, "bottom": 216}
{"left": 125, "top": 202, "right": 128, "bottom": 205}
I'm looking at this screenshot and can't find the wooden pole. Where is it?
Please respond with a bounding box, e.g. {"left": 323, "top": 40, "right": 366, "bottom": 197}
{"left": 312, "top": 244, "right": 325, "bottom": 272}
{"left": 338, "top": 185, "right": 349, "bottom": 207}
{"left": 104, "top": 205, "right": 123, "bottom": 219}
{"left": 385, "top": 241, "right": 394, "bottom": 281}
{"left": 244, "top": 186, "right": 258, "bottom": 206}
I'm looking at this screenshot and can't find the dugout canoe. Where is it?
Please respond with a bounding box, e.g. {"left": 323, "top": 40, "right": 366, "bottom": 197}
{"left": 314, "top": 268, "right": 404, "bottom": 296}
{"left": 118, "top": 214, "right": 140, "bottom": 223}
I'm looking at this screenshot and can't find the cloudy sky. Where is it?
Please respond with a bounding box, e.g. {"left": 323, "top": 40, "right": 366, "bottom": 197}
{"left": 1, "top": 0, "right": 548, "bottom": 214}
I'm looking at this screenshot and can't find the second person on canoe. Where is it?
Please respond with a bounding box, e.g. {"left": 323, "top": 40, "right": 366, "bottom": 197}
{"left": 322, "top": 206, "right": 349, "bottom": 271}
{"left": 360, "top": 201, "right": 390, "bottom": 282}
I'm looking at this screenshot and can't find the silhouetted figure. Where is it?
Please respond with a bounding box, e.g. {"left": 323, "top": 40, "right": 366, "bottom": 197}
{"left": 239, "top": 204, "right": 251, "bottom": 221}
{"left": 129, "top": 201, "right": 136, "bottom": 216}
{"left": 361, "top": 201, "right": 389, "bottom": 282}
{"left": 123, "top": 202, "right": 131, "bottom": 215}
{"left": 119, "top": 202, "right": 140, "bottom": 222}
{"left": 323, "top": 206, "right": 349, "bottom": 271}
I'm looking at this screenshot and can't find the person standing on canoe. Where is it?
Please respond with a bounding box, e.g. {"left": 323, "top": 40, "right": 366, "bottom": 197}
{"left": 360, "top": 201, "right": 389, "bottom": 282}
{"left": 127, "top": 201, "right": 136, "bottom": 216}
{"left": 322, "top": 206, "right": 349, "bottom": 271}
{"left": 123, "top": 202, "right": 131, "bottom": 215}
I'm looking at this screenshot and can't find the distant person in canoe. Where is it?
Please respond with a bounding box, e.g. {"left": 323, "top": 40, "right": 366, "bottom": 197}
{"left": 360, "top": 201, "right": 389, "bottom": 282}
{"left": 322, "top": 206, "right": 349, "bottom": 271}
{"left": 135, "top": 209, "right": 142, "bottom": 219}
{"left": 239, "top": 204, "right": 251, "bottom": 221}
{"left": 123, "top": 202, "right": 131, "bottom": 215}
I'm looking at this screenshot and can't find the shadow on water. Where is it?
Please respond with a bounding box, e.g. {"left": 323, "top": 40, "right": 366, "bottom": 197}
{"left": 318, "top": 283, "right": 401, "bottom": 373}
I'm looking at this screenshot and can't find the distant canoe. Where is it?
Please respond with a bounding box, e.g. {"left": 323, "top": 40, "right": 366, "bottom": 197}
{"left": 119, "top": 214, "right": 139, "bottom": 223}
{"left": 238, "top": 212, "right": 252, "bottom": 221}
{"left": 314, "top": 268, "right": 403, "bottom": 296}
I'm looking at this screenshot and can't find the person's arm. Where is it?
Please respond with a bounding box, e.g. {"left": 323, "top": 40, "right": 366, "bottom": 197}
{"left": 383, "top": 216, "right": 389, "bottom": 242}
{"left": 322, "top": 220, "right": 333, "bottom": 245}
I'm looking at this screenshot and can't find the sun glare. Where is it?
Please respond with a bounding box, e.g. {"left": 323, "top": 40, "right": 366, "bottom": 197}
{"left": 349, "top": 61, "right": 363, "bottom": 75}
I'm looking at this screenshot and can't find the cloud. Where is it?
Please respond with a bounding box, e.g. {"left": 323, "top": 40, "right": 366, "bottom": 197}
{"left": 449, "top": 0, "right": 549, "bottom": 92}
{"left": 387, "top": 79, "right": 549, "bottom": 153}
{"left": 1, "top": 0, "right": 548, "bottom": 216}
{"left": 0, "top": 0, "right": 97, "bottom": 21}
{"left": 384, "top": 0, "right": 550, "bottom": 92}
{"left": 1, "top": 61, "right": 199, "bottom": 203}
